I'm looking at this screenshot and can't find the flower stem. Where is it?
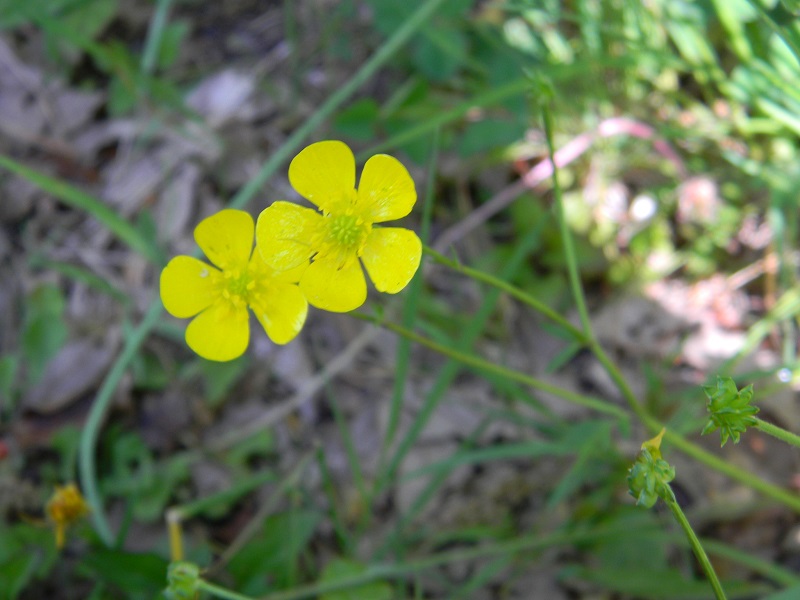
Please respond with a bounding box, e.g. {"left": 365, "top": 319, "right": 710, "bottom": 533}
{"left": 166, "top": 509, "right": 183, "bottom": 562}
{"left": 79, "top": 300, "right": 163, "bottom": 545}
{"left": 422, "top": 246, "right": 587, "bottom": 342}
{"left": 754, "top": 417, "right": 800, "bottom": 449}
{"left": 188, "top": 518, "right": 786, "bottom": 600}
{"left": 424, "top": 233, "right": 800, "bottom": 512}
{"left": 662, "top": 488, "right": 728, "bottom": 600}
{"left": 352, "top": 312, "right": 629, "bottom": 422}
{"left": 541, "top": 99, "right": 595, "bottom": 344}
{"left": 258, "top": 524, "right": 654, "bottom": 600}
{"left": 197, "top": 579, "right": 257, "bottom": 600}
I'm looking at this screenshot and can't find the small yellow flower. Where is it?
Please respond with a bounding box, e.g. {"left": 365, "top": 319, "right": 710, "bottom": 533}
{"left": 46, "top": 483, "right": 90, "bottom": 549}
{"left": 160, "top": 209, "right": 308, "bottom": 361}
{"left": 256, "top": 141, "right": 422, "bottom": 312}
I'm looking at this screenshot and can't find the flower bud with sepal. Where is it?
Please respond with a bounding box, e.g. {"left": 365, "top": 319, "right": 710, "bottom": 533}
{"left": 627, "top": 429, "right": 676, "bottom": 508}
{"left": 701, "top": 377, "right": 758, "bottom": 446}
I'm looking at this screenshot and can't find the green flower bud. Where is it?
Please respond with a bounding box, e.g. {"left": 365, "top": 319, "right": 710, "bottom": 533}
{"left": 627, "top": 429, "right": 676, "bottom": 508}
{"left": 165, "top": 561, "right": 200, "bottom": 600}
{"left": 701, "top": 377, "right": 758, "bottom": 446}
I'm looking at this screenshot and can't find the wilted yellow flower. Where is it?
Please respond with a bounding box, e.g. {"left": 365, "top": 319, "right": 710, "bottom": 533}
{"left": 256, "top": 140, "right": 422, "bottom": 312}
{"left": 641, "top": 427, "right": 666, "bottom": 461}
{"left": 160, "top": 209, "right": 308, "bottom": 361}
{"left": 46, "top": 483, "right": 90, "bottom": 549}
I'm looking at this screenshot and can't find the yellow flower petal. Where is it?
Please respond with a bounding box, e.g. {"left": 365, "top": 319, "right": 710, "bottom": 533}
{"left": 252, "top": 282, "right": 308, "bottom": 344}
{"left": 357, "top": 154, "right": 416, "bottom": 223}
{"left": 160, "top": 256, "right": 219, "bottom": 318}
{"left": 361, "top": 227, "right": 422, "bottom": 293}
{"left": 272, "top": 261, "right": 309, "bottom": 284}
{"left": 186, "top": 303, "right": 249, "bottom": 361}
{"left": 256, "top": 201, "right": 321, "bottom": 271}
{"left": 288, "top": 141, "right": 355, "bottom": 211}
{"left": 300, "top": 255, "right": 367, "bottom": 312}
{"left": 194, "top": 209, "right": 254, "bottom": 270}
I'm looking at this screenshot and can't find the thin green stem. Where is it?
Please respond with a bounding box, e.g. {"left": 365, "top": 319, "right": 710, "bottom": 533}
{"left": 170, "top": 469, "right": 275, "bottom": 521}
{"left": 661, "top": 424, "right": 800, "bottom": 512}
{"left": 592, "top": 348, "right": 649, "bottom": 422}
{"left": 754, "top": 417, "right": 800, "bottom": 449}
{"left": 418, "top": 253, "right": 800, "bottom": 512}
{"left": 141, "top": 0, "right": 175, "bottom": 74}
{"left": 228, "top": 0, "right": 448, "bottom": 212}
{"left": 422, "top": 246, "right": 586, "bottom": 342}
{"left": 541, "top": 100, "right": 595, "bottom": 342}
{"left": 379, "top": 131, "right": 440, "bottom": 474}
{"left": 352, "top": 312, "right": 630, "bottom": 422}
{"left": 79, "top": 301, "right": 162, "bottom": 545}
{"left": 193, "top": 524, "right": 634, "bottom": 600}
{"left": 687, "top": 536, "right": 800, "bottom": 587}
{"left": 663, "top": 488, "right": 727, "bottom": 600}
{"left": 0, "top": 155, "right": 161, "bottom": 265}
{"left": 187, "top": 519, "right": 788, "bottom": 600}
{"left": 197, "top": 580, "right": 257, "bottom": 600}
{"left": 78, "top": 0, "right": 448, "bottom": 546}
{"left": 257, "top": 524, "right": 652, "bottom": 600}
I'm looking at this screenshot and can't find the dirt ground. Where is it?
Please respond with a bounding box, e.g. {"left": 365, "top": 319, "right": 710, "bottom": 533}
{"left": 1, "top": 1, "right": 799, "bottom": 598}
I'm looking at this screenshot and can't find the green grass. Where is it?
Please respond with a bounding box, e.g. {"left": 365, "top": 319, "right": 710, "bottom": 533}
{"left": 2, "top": 0, "right": 800, "bottom": 599}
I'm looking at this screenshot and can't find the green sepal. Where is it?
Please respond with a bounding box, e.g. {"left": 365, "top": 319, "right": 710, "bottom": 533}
{"left": 701, "top": 377, "right": 759, "bottom": 446}
{"left": 627, "top": 448, "right": 676, "bottom": 509}
{"left": 165, "top": 561, "right": 200, "bottom": 600}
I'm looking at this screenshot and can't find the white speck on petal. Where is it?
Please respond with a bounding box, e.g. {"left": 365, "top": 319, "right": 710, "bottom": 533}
{"left": 200, "top": 269, "right": 209, "bottom": 278}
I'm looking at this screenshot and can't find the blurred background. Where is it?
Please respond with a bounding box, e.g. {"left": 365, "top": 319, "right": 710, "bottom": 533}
{"left": 1, "top": 0, "right": 799, "bottom": 598}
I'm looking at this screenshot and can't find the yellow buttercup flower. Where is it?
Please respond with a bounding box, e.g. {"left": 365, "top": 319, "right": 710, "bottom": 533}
{"left": 256, "top": 140, "right": 422, "bottom": 312}
{"left": 46, "top": 483, "right": 90, "bottom": 549}
{"left": 160, "top": 209, "right": 308, "bottom": 361}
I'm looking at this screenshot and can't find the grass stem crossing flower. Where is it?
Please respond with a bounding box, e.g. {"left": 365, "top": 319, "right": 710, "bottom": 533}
{"left": 160, "top": 209, "right": 308, "bottom": 361}
{"left": 256, "top": 141, "right": 422, "bottom": 312}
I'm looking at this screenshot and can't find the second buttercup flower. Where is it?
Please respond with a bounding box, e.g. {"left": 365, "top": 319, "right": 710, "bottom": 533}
{"left": 256, "top": 140, "right": 422, "bottom": 312}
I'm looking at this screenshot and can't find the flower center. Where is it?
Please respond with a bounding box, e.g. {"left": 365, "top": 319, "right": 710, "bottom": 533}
{"left": 211, "top": 260, "right": 270, "bottom": 318}
{"left": 329, "top": 214, "right": 368, "bottom": 248}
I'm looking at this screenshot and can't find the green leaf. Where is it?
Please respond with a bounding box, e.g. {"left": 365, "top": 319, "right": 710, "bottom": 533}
{"left": 158, "top": 21, "right": 190, "bottom": 70}
{"left": 51, "top": 425, "right": 82, "bottom": 482}
{"left": 198, "top": 355, "right": 250, "bottom": 408}
{"left": 56, "top": 0, "right": 117, "bottom": 52}
{"left": 414, "top": 23, "right": 468, "bottom": 81}
{"left": 0, "top": 355, "right": 19, "bottom": 412}
{"left": 456, "top": 117, "right": 523, "bottom": 156}
{"left": 132, "top": 350, "right": 171, "bottom": 391}
{"left": 224, "top": 431, "right": 275, "bottom": 473}
{"left": 334, "top": 99, "right": 380, "bottom": 141}
{"left": 0, "top": 154, "right": 161, "bottom": 263}
{"left": 79, "top": 549, "right": 169, "bottom": 597}
{"left": 101, "top": 431, "right": 190, "bottom": 521}
{"left": 320, "top": 560, "right": 392, "bottom": 600}
{"left": 548, "top": 421, "right": 613, "bottom": 507}
{"left": 0, "top": 554, "right": 38, "bottom": 600}
{"left": 765, "top": 584, "right": 800, "bottom": 599}
{"left": 568, "top": 565, "right": 738, "bottom": 598}
{"left": 545, "top": 341, "right": 583, "bottom": 373}
{"left": 227, "top": 509, "right": 322, "bottom": 593}
{"left": 0, "top": 523, "right": 59, "bottom": 599}
{"left": 21, "top": 284, "right": 68, "bottom": 384}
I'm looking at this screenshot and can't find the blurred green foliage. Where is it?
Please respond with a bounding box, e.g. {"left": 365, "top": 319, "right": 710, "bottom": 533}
{"left": 2, "top": 0, "right": 800, "bottom": 598}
